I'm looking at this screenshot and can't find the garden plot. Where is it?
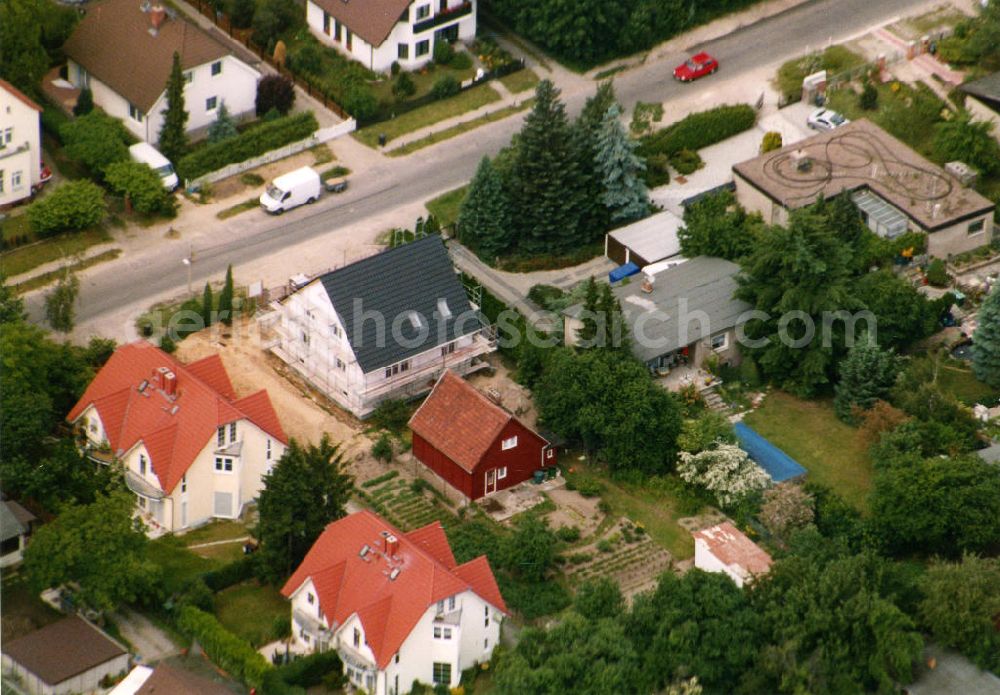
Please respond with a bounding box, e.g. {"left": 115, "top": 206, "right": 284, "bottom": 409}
{"left": 564, "top": 519, "right": 674, "bottom": 600}
{"left": 355, "top": 477, "right": 454, "bottom": 532}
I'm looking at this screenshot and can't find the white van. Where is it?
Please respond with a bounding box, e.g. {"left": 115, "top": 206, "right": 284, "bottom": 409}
{"left": 128, "top": 142, "right": 179, "bottom": 191}
{"left": 259, "top": 167, "right": 321, "bottom": 214}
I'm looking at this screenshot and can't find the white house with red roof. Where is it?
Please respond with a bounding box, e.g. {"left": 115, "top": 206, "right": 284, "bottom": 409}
{"left": 0, "top": 78, "right": 43, "bottom": 207}
{"left": 281, "top": 510, "right": 506, "bottom": 694}
{"left": 692, "top": 521, "right": 773, "bottom": 588}
{"left": 67, "top": 341, "right": 288, "bottom": 533}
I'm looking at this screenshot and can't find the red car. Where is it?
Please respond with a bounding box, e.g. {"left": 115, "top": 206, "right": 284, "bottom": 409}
{"left": 673, "top": 52, "right": 719, "bottom": 82}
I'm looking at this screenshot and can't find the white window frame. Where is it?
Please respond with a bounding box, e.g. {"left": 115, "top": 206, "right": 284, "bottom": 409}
{"left": 448, "top": 595, "right": 456, "bottom": 611}
{"left": 497, "top": 466, "right": 507, "bottom": 480}
{"left": 968, "top": 219, "right": 986, "bottom": 236}
{"left": 184, "top": 70, "right": 193, "bottom": 83}
{"left": 416, "top": 39, "right": 430, "bottom": 56}
{"left": 211, "top": 60, "right": 223, "bottom": 76}
{"left": 229, "top": 422, "right": 237, "bottom": 443}
{"left": 181, "top": 474, "right": 187, "bottom": 493}
{"left": 711, "top": 333, "right": 729, "bottom": 351}
{"left": 11, "top": 170, "right": 22, "bottom": 189}
{"left": 546, "top": 449, "right": 555, "bottom": 459}
{"left": 217, "top": 426, "right": 225, "bottom": 447}
{"left": 139, "top": 454, "right": 147, "bottom": 475}
{"left": 214, "top": 457, "right": 234, "bottom": 473}
{"left": 2, "top": 127, "right": 12, "bottom": 145}
{"left": 415, "top": 4, "right": 430, "bottom": 19}
{"left": 206, "top": 96, "right": 218, "bottom": 112}
{"left": 266, "top": 439, "right": 272, "bottom": 460}
{"left": 501, "top": 436, "right": 518, "bottom": 450}
{"left": 128, "top": 103, "right": 143, "bottom": 122}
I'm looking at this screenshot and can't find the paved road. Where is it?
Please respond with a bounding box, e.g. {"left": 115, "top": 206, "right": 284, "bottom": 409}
{"left": 25, "top": 0, "right": 929, "bottom": 330}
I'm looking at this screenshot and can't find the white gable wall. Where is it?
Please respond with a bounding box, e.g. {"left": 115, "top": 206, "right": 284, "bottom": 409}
{"left": 694, "top": 538, "right": 749, "bottom": 588}
{"left": 0, "top": 84, "right": 42, "bottom": 206}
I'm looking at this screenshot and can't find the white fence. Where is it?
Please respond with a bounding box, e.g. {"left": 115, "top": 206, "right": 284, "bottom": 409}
{"left": 187, "top": 118, "right": 357, "bottom": 189}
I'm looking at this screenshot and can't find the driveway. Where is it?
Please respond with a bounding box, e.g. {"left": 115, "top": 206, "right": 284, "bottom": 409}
{"left": 112, "top": 606, "right": 181, "bottom": 664}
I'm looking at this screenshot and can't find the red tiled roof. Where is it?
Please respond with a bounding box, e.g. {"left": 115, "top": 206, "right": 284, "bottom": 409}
{"left": 0, "top": 78, "right": 42, "bottom": 112}
{"left": 281, "top": 510, "right": 506, "bottom": 668}
{"left": 409, "top": 371, "right": 528, "bottom": 473}
{"left": 66, "top": 341, "right": 287, "bottom": 494}
{"left": 693, "top": 521, "right": 773, "bottom": 576}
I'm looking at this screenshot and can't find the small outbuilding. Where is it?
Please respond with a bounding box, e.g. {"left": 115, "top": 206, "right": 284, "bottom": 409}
{"left": 0, "top": 500, "right": 36, "bottom": 567}
{"left": 110, "top": 662, "right": 235, "bottom": 695}
{"left": 604, "top": 210, "right": 684, "bottom": 268}
{"left": 1, "top": 615, "right": 129, "bottom": 695}
{"left": 409, "top": 370, "right": 556, "bottom": 500}
{"left": 693, "top": 521, "right": 773, "bottom": 588}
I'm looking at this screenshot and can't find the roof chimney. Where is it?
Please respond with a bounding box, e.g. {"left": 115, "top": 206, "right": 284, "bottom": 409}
{"left": 385, "top": 534, "right": 399, "bottom": 558}
{"left": 149, "top": 3, "right": 166, "bottom": 31}
{"left": 163, "top": 370, "right": 177, "bottom": 396}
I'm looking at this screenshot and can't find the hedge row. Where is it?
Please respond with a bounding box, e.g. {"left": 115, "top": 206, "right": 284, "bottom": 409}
{"left": 637, "top": 104, "right": 757, "bottom": 158}
{"left": 176, "top": 606, "right": 273, "bottom": 688}
{"left": 362, "top": 470, "right": 400, "bottom": 488}
{"left": 202, "top": 555, "right": 257, "bottom": 592}
{"left": 261, "top": 651, "right": 344, "bottom": 695}
{"left": 177, "top": 111, "right": 319, "bottom": 181}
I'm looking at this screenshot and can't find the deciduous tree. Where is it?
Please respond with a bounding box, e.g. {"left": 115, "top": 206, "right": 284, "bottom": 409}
{"left": 44, "top": 270, "right": 79, "bottom": 333}
{"left": 158, "top": 52, "right": 189, "bottom": 164}
{"left": 677, "top": 443, "right": 770, "bottom": 507}
{"left": 0, "top": 0, "right": 49, "bottom": 96}
{"left": 104, "top": 161, "right": 177, "bottom": 216}
{"left": 256, "top": 435, "right": 353, "bottom": 582}
{"left": 759, "top": 482, "right": 814, "bottom": 545}
{"left": 678, "top": 190, "right": 763, "bottom": 261}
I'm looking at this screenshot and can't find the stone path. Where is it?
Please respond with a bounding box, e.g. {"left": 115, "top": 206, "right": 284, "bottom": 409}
{"left": 112, "top": 607, "right": 181, "bottom": 665}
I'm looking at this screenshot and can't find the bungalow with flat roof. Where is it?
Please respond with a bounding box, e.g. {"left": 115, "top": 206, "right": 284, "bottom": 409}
{"left": 732, "top": 119, "right": 995, "bottom": 258}
{"left": 563, "top": 256, "right": 750, "bottom": 373}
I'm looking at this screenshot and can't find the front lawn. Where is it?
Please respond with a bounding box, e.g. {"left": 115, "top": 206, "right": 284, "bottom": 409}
{"left": 181, "top": 519, "right": 249, "bottom": 546}
{"left": 744, "top": 391, "right": 873, "bottom": 512}
{"left": 147, "top": 536, "right": 226, "bottom": 596}
{"left": 214, "top": 582, "right": 289, "bottom": 647}
{"left": 775, "top": 45, "right": 866, "bottom": 99}
{"left": 499, "top": 68, "right": 540, "bottom": 94}
{"left": 369, "top": 61, "right": 477, "bottom": 105}
{"left": 0, "top": 225, "right": 111, "bottom": 279}
{"left": 425, "top": 185, "right": 468, "bottom": 228}
{"left": 354, "top": 84, "right": 502, "bottom": 148}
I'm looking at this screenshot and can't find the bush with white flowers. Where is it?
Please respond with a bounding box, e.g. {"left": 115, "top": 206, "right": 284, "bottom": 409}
{"left": 677, "top": 443, "right": 770, "bottom": 507}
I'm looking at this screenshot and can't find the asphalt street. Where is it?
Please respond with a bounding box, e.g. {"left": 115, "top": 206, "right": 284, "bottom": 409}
{"left": 26, "top": 0, "right": 930, "bottom": 329}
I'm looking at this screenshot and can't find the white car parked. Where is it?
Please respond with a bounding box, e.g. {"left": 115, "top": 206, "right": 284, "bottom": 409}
{"left": 807, "top": 108, "right": 850, "bottom": 132}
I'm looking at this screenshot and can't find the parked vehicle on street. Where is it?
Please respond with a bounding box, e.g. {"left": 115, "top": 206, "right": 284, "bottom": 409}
{"left": 260, "top": 167, "right": 321, "bottom": 214}
{"left": 673, "top": 52, "right": 719, "bottom": 82}
{"left": 324, "top": 176, "right": 348, "bottom": 193}
{"left": 128, "top": 143, "right": 179, "bottom": 191}
{"left": 807, "top": 108, "right": 850, "bottom": 131}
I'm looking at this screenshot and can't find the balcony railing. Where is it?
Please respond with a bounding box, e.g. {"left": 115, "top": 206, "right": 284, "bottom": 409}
{"left": 413, "top": 1, "right": 472, "bottom": 34}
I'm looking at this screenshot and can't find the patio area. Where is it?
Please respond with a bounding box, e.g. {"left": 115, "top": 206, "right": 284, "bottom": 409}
{"left": 478, "top": 475, "right": 566, "bottom": 523}
{"left": 654, "top": 364, "right": 720, "bottom": 392}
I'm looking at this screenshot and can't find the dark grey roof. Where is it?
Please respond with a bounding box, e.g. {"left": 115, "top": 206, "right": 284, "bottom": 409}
{"left": 961, "top": 72, "right": 1000, "bottom": 107}
{"left": 0, "top": 501, "right": 29, "bottom": 542}
{"left": 566, "top": 257, "right": 750, "bottom": 362}
{"left": 318, "top": 236, "right": 480, "bottom": 373}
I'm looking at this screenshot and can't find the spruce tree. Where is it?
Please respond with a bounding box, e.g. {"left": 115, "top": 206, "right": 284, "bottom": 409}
{"left": 597, "top": 283, "right": 630, "bottom": 353}
{"left": 834, "top": 338, "right": 900, "bottom": 423}
{"left": 573, "top": 81, "right": 618, "bottom": 236}
{"left": 457, "top": 157, "right": 513, "bottom": 260}
{"left": 158, "top": 52, "right": 188, "bottom": 164}
{"left": 218, "top": 265, "right": 234, "bottom": 326}
{"left": 576, "top": 276, "right": 600, "bottom": 347}
{"left": 596, "top": 103, "right": 649, "bottom": 223}
{"left": 73, "top": 88, "right": 94, "bottom": 116}
{"left": 206, "top": 101, "right": 237, "bottom": 143}
{"left": 201, "top": 282, "right": 214, "bottom": 329}
{"left": 511, "top": 79, "right": 586, "bottom": 255}
{"left": 972, "top": 284, "right": 1000, "bottom": 388}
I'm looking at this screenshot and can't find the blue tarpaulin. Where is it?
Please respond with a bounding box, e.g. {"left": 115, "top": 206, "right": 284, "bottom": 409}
{"left": 609, "top": 262, "right": 640, "bottom": 283}
{"left": 734, "top": 422, "right": 807, "bottom": 482}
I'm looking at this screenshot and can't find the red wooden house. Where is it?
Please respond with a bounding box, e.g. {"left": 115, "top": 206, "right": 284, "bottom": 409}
{"left": 409, "top": 371, "right": 556, "bottom": 500}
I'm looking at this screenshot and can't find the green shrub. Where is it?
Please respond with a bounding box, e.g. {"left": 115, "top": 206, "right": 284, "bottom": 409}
{"left": 555, "top": 525, "right": 581, "bottom": 543}
{"left": 451, "top": 52, "right": 473, "bottom": 70}
{"left": 638, "top": 104, "right": 756, "bottom": 159}
{"left": 240, "top": 172, "right": 265, "bottom": 186}
{"left": 104, "top": 160, "right": 177, "bottom": 216}
{"left": 430, "top": 75, "right": 460, "bottom": 100}
{"left": 370, "top": 399, "right": 412, "bottom": 433}
{"left": 275, "top": 650, "right": 343, "bottom": 688}
{"left": 159, "top": 334, "right": 177, "bottom": 354}
{"left": 630, "top": 100, "right": 664, "bottom": 135}
{"left": 177, "top": 112, "right": 318, "bottom": 180}
{"left": 527, "top": 284, "right": 566, "bottom": 309}
{"left": 271, "top": 615, "right": 291, "bottom": 641}
{"left": 739, "top": 357, "right": 762, "bottom": 387}
{"left": 372, "top": 433, "right": 394, "bottom": 462}
{"left": 669, "top": 148, "right": 703, "bottom": 175}
{"left": 202, "top": 556, "right": 256, "bottom": 592}
{"left": 27, "top": 180, "right": 106, "bottom": 237}
{"left": 433, "top": 39, "right": 455, "bottom": 66}
{"left": 344, "top": 86, "right": 378, "bottom": 121}
{"left": 645, "top": 153, "right": 671, "bottom": 187}
{"left": 926, "top": 258, "right": 950, "bottom": 287}
{"left": 59, "top": 111, "right": 131, "bottom": 177}
{"left": 390, "top": 60, "right": 401, "bottom": 76}
{"left": 362, "top": 470, "right": 400, "bottom": 488}
{"left": 392, "top": 72, "right": 417, "bottom": 99}
{"left": 176, "top": 606, "right": 272, "bottom": 687}
{"left": 596, "top": 538, "right": 614, "bottom": 553}
{"left": 290, "top": 43, "right": 323, "bottom": 74}
{"left": 760, "top": 131, "right": 783, "bottom": 153}
{"left": 41, "top": 104, "right": 71, "bottom": 143}
{"left": 859, "top": 81, "right": 879, "bottom": 110}
{"left": 176, "top": 577, "right": 214, "bottom": 612}
{"left": 575, "top": 478, "right": 602, "bottom": 498}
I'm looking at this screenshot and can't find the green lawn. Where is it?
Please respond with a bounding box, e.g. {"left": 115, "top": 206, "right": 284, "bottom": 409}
{"left": 354, "top": 85, "right": 502, "bottom": 148}
{"left": 370, "top": 62, "right": 477, "bottom": 105}
{"left": 147, "top": 536, "right": 225, "bottom": 596}
{"left": 425, "top": 185, "right": 468, "bottom": 229}
{"left": 499, "top": 68, "right": 540, "bottom": 94}
{"left": 182, "top": 519, "right": 250, "bottom": 545}
{"left": 388, "top": 99, "right": 533, "bottom": 157}
{"left": 775, "top": 45, "right": 866, "bottom": 99}
{"left": 936, "top": 361, "right": 1000, "bottom": 406}
{"left": 12, "top": 249, "right": 121, "bottom": 294}
{"left": 0, "top": 226, "right": 111, "bottom": 279}
{"left": 564, "top": 461, "right": 696, "bottom": 559}
{"left": 215, "top": 582, "right": 288, "bottom": 647}
{"left": 744, "top": 391, "right": 873, "bottom": 512}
